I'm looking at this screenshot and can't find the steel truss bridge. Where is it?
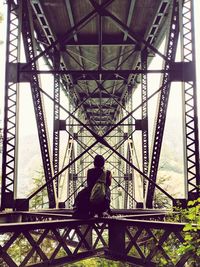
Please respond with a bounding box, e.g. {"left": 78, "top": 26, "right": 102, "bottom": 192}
{"left": 0, "top": 0, "right": 200, "bottom": 266}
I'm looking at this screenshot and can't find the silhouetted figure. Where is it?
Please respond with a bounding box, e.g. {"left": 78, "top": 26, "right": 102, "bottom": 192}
{"left": 87, "top": 155, "right": 112, "bottom": 217}
{"left": 73, "top": 154, "right": 112, "bottom": 218}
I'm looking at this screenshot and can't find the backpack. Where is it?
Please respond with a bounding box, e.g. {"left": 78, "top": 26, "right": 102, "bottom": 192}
{"left": 73, "top": 187, "right": 90, "bottom": 218}
{"left": 89, "top": 171, "right": 106, "bottom": 206}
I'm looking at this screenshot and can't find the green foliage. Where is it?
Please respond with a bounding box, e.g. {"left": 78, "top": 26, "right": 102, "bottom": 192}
{"left": 177, "top": 197, "right": 200, "bottom": 264}
{"left": 29, "top": 170, "right": 48, "bottom": 209}
{"left": 153, "top": 175, "right": 175, "bottom": 209}
{"left": 166, "top": 197, "right": 200, "bottom": 265}
{"left": 63, "top": 257, "right": 133, "bottom": 266}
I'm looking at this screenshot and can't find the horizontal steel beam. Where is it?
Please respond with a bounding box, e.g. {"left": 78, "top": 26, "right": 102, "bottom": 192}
{"left": 84, "top": 105, "right": 117, "bottom": 109}
{"left": 79, "top": 92, "right": 121, "bottom": 99}
{"left": 20, "top": 68, "right": 170, "bottom": 81}
{"left": 65, "top": 35, "right": 136, "bottom": 46}
{"left": 87, "top": 111, "right": 114, "bottom": 115}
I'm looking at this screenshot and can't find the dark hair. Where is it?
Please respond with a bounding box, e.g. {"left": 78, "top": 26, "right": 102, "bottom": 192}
{"left": 94, "top": 155, "right": 105, "bottom": 168}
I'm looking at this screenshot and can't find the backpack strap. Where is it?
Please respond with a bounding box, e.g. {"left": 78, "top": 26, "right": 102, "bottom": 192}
{"left": 97, "top": 170, "right": 106, "bottom": 183}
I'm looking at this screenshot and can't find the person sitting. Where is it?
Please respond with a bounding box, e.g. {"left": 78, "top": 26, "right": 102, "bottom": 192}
{"left": 87, "top": 154, "right": 112, "bottom": 217}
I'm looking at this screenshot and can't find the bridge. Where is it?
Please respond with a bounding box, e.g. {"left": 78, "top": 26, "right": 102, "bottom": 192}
{"left": 0, "top": 0, "right": 200, "bottom": 266}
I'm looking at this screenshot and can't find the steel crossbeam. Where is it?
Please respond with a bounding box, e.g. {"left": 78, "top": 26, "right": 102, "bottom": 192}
{"left": 2, "top": 0, "right": 199, "bottom": 214}
{"left": 26, "top": 80, "right": 174, "bottom": 205}
{"left": 53, "top": 50, "right": 61, "bottom": 195}
{"left": 146, "top": 0, "right": 180, "bottom": 208}
{"left": 22, "top": 0, "right": 114, "bottom": 69}
{"left": 1, "top": 1, "right": 20, "bottom": 209}
{"left": 141, "top": 49, "right": 149, "bottom": 201}
{"left": 89, "top": 0, "right": 169, "bottom": 63}
{"left": 0, "top": 212, "right": 196, "bottom": 266}
{"left": 21, "top": 0, "right": 56, "bottom": 208}
{"left": 180, "top": 0, "right": 200, "bottom": 198}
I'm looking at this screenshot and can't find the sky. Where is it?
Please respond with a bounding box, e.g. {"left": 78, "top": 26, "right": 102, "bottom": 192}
{"left": 0, "top": 1, "right": 200, "bottom": 199}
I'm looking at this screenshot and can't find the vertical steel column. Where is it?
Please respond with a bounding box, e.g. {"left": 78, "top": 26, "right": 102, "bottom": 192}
{"left": 180, "top": 0, "right": 200, "bottom": 198}
{"left": 67, "top": 103, "right": 76, "bottom": 208}
{"left": 123, "top": 102, "right": 129, "bottom": 209}
{"left": 60, "top": 134, "right": 73, "bottom": 207}
{"left": 119, "top": 108, "right": 125, "bottom": 209}
{"left": 21, "top": 0, "right": 56, "bottom": 208}
{"left": 128, "top": 89, "right": 134, "bottom": 209}
{"left": 128, "top": 138, "right": 135, "bottom": 208}
{"left": 53, "top": 50, "right": 60, "bottom": 196}
{"left": 124, "top": 155, "right": 129, "bottom": 209}
{"left": 76, "top": 113, "right": 85, "bottom": 188}
{"left": 108, "top": 221, "right": 126, "bottom": 256}
{"left": 118, "top": 110, "right": 123, "bottom": 179}
{"left": 72, "top": 145, "right": 77, "bottom": 204}
{"left": 124, "top": 91, "right": 134, "bottom": 209}
{"left": 1, "top": 1, "right": 20, "bottom": 209}
{"left": 141, "top": 48, "right": 149, "bottom": 203}
{"left": 115, "top": 114, "right": 123, "bottom": 209}
{"left": 146, "top": 0, "right": 179, "bottom": 208}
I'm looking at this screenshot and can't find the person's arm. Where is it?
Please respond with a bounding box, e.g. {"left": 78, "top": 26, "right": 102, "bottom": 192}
{"left": 87, "top": 169, "right": 90, "bottom": 187}
{"left": 106, "top": 170, "right": 112, "bottom": 186}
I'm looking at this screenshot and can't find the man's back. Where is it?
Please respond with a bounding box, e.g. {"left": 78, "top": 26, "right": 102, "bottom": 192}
{"left": 87, "top": 167, "right": 103, "bottom": 190}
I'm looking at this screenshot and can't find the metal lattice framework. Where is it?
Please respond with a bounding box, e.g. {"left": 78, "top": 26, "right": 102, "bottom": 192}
{"left": 53, "top": 50, "right": 61, "bottom": 195}
{"left": 141, "top": 48, "right": 149, "bottom": 201}
{"left": 0, "top": 1, "right": 200, "bottom": 264}
{"left": 146, "top": 0, "right": 180, "bottom": 207}
{"left": 1, "top": 1, "right": 20, "bottom": 210}
{"left": 20, "top": 0, "right": 57, "bottom": 208}
{"left": 0, "top": 211, "right": 198, "bottom": 267}
{"left": 180, "top": 0, "right": 200, "bottom": 198}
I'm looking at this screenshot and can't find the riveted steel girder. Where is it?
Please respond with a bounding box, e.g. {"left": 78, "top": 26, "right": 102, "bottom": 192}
{"left": 21, "top": 0, "right": 57, "bottom": 208}
{"left": 1, "top": 1, "right": 20, "bottom": 209}
{"left": 53, "top": 50, "right": 61, "bottom": 196}
{"left": 146, "top": 0, "right": 180, "bottom": 208}
{"left": 180, "top": 0, "right": 200, "bottom": 199}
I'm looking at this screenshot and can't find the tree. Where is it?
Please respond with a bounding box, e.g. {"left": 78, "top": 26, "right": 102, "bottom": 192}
{"left": 177, "top": 198, "right": 200, "bottom": 266}
{"left": 153, "top": 175, "right": 175, "bottom": 209}
{"left": 29, "top": 169, "right": 48, "bottom": 209}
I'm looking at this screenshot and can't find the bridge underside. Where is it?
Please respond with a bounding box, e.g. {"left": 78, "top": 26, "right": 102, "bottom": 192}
{"left": 0, "top": 0, "right": 199, "bottom": 205}
{"left": 1, "top": 0, "right": 200, "bottom": 265}
{"left": 1, "top": 0, "right": 200, "bottom": 211}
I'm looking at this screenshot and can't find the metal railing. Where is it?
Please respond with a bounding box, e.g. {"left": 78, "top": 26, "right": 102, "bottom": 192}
{"left": 0, "top": 211, "right": 198, "bottom": 266}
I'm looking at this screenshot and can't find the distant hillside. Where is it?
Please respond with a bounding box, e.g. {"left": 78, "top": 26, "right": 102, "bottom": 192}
{"left": 18, "top": 134, "right": 42, "bottom": 197}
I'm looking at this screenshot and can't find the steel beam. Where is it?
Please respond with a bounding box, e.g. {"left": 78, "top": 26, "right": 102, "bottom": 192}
{"left": 68, "top": 105, "right": 77, "bottom": 209}
{"left": 180, "top": 0, "right": 200, "bottom": 198}
{"left": 22, "top": 0, "right": 114, "bottom": 69}
{"left": 26, "top": 79, "right": 170, "bottom": 203}
{"left": 146, "top": 1, "right": 180, "bottom": 208}
{"left": 21, "top": 0, "right": 56, "bottom": 208}
{"left": 65, "top": 36, "right": 135, "bottom": 46}
{"left": 53, "top": 50, "right": 61, "bottom": 196}
{"left": 89, "top": 0, "right": 169, "bottom": 63}
{"left": 141, "top": 49, "right": 149, "bottom": 202}
{"left": 1, "top": 1, "right": 20, "bottom": 209}
{"left": 20, "top": 68, "right": 172, "bottom": 79}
